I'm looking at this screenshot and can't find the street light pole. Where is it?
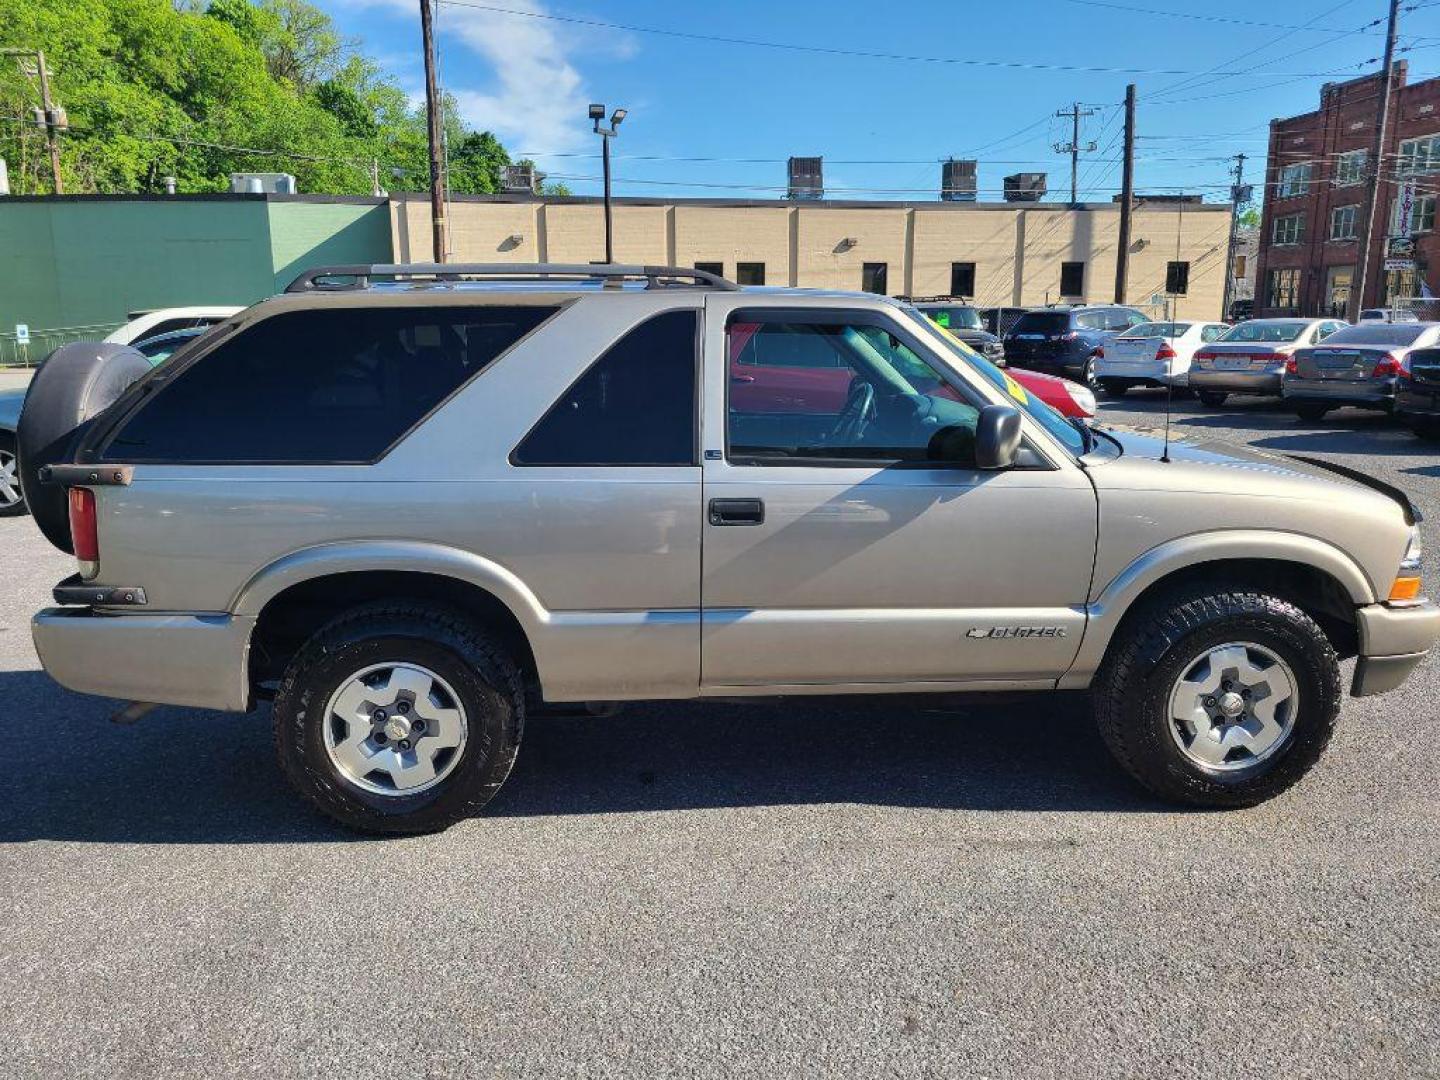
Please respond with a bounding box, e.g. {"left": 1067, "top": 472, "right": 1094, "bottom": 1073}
{"left": 590, "top": 104, "right": 627, "bottom": 264}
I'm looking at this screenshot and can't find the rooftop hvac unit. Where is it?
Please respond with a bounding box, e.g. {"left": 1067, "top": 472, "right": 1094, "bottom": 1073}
{"left": 941, "top": 158, "right": 977, "bottom": 202}
{"left": 502, "top": 163, "right": 540, "bottom": 194}
{"left": 1003, "top": 172, "right": 1047, "bottom": 202}
{"left": 788, "top": 156, "right": 823, "bottom": 200}
{"left": 229, "top": 172, "right": 297, "bottom": 194}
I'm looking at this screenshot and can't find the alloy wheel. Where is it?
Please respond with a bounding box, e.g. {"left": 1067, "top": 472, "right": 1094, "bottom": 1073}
{"left": 1167, "top": 641, "right": 1299, "bottom": 771}
{"left": 0, "top": 447, "right": 23, "bottom": 510}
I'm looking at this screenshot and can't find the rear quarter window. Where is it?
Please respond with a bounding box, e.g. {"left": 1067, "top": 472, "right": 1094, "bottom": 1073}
{"left": 101, "top": 305, "right": 557, "bottom": 464}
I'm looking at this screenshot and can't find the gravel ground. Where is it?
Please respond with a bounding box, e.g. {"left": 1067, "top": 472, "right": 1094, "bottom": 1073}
{"left": 1, "top": 392, "right": 1437, "bottom": 1079}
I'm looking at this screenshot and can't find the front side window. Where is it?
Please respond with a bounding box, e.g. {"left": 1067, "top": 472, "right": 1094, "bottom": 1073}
{"left": 1059, "top": 261, "right": 1085, "bottom": 297}
{"left": 1278, "top": 163, "right": 1312, "bottom": 198}
{"left": 103, "top": 305, "right": 557, "bottom": 463}
{"left": 1329, "top": 205, "right": 1358, "bottom": 241}
{"left": 513, "top": 310, "right": 697, "bottom": 466}
{"left": 1273, "top": 214, "right": 1304, "bottom": 245}
{"left": 726, "top": 314, "right": 982, "bottom": 467}
{"left": 1201, "top": 324, "right": 1228, "bottom": 342}
{"left": 1333, "top": 149, "right": 1367, "bottom": 187}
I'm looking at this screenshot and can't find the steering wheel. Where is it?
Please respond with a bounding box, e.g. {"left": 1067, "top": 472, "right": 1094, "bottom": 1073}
{"left": 827, "top": 378, "right": 877, "bottom": 444}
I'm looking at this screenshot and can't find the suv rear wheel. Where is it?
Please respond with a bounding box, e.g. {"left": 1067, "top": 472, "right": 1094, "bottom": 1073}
{"left": 273, "top": 601, "right": 524, "bottom": 834}
{"left": 1197, "top": 390, "right": 1228, "bottom": 408}
{"left": 1093, "top": 587, "right": 1340, "bottom": 807}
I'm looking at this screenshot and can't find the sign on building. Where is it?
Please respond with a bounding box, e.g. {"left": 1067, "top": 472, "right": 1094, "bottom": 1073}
{"left": 1396, "top": 180, "right": 1418, "bottom": 236}
{"left": 14, "top": 323, "right": 28, "bottom": 345}
{"left": 1384, "top": 258, "right": 1416, "bottom": 272}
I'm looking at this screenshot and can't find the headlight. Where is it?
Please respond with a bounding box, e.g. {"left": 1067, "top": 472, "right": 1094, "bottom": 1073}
{"left": 1067, "top": 384, "right": 1097, "bottom": 417}
{"left": 1390, "top": 524, "right": 1423, "bottom": 602}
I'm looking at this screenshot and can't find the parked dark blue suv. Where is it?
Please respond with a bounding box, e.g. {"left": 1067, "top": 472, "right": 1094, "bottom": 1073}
{"left": 1003, "top": 305, "right": 1149, "bottom": 386}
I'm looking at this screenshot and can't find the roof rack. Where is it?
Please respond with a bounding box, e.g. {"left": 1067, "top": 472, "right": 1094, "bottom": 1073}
{"left": 284, "top": 262, "right": 740, "bottom": 294}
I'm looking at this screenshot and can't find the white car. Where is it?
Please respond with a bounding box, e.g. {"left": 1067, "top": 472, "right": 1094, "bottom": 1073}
{"left": 1358, "top": 308, "right": 1421, "bottom": 324}
{"left": 104, "top": 306, "right": 241, "bottom": 346}
{"left": 1093, "top": 319, "right": 1232, "bottom": 396}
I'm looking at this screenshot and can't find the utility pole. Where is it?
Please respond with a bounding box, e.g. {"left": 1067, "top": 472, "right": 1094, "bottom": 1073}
{"left": 3, "top": 48, "right": 65, "bottom": 193}
{"left": 419, "top": 0, "right": 446, "bottom": 263}
{"left": 1221, "top": 152, "right": 1247, "bottom": 320}
{"left": 1053, "top": 102, "right": 1097, "bottom": 205}
{"left": 1352, "top": 0, "right": 1402, "bottom": 321}
{"left": 1114, "top": 84, "right": 1136, "bottom": 304}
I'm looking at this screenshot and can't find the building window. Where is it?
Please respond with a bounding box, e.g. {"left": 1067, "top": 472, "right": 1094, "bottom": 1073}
{"left": 1329, "top": 204, "right": 1359, "bottom": 241}
{"left": 1059, "top": 261, "right": 1085, "bottom": 297}
{"left": 1165, "top": 261, "right": 1190, "bottom": 295}
{"left": 735, "top": 262, "right": 766, "bottom": 286}
{"left": 1386, "top": 267, "right": 1419, "bottom": 304}
{"left": 1233, "top": 254, "right": 1247, "bottom": 279}
{"left": 1391, "top": 193, "right": 1438, "bottom": 235}
{"left": 1398, "top": 133, "right": 1440, "bottom": 175}
{"left": 694, "top": 261, "right": 724, "bottom": 278}
{"left": 949, "top": 261, "right": 976, "bottom": 297}
{"left": 1277, "top": 163, "right": 1312, "bottom": 198}
{"left": 861, "top": 262, "right": 889, "bottom": 294}
{"left": 1333, "top": 149, "right": 1367, "bottom": 187}
{"left": 1267, "top": 268, "right": 1300, "bottom": 309}
{"left": 1272, "top": 214, "right": 1304, "bottom": 246}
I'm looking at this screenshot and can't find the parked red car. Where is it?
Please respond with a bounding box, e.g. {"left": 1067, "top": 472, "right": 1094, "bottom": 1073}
{"left": 728, "top": 322, "right": 1096, "bottom": 420}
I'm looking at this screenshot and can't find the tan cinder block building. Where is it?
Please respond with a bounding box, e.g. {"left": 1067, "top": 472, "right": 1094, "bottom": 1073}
{"left": 391, "top": 193, "right": 1231, "bottom": 319}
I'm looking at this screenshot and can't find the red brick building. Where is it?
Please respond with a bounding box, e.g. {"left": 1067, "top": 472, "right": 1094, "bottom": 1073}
{"left": 1254, "top": 61, "right": 1440, "bottom": 318}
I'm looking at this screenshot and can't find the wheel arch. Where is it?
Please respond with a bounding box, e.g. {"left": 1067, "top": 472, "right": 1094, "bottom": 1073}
{"left": 1062, "top": 532, "right": 1373, "bottom": 687}
{"left": 237, "top": 543, "right": 545, "bottom": 698}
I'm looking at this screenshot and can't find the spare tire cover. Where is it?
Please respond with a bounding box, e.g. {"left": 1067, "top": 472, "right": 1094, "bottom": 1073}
{"left": 16, "top": 341, "right": 153, "bottom": 553}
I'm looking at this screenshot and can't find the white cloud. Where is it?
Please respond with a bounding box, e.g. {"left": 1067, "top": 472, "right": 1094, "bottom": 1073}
{"left": 343, "top": 0, "right": 595, "bottom": 155}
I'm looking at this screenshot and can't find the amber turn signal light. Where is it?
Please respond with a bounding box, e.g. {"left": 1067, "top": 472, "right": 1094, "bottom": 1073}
{"left": 1389, "top": 576, "right": 1423, "bottom": 602}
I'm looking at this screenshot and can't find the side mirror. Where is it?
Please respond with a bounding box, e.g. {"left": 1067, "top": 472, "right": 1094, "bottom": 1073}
{"left": 975, "top": 404, "right": 1023, "bottom": 470}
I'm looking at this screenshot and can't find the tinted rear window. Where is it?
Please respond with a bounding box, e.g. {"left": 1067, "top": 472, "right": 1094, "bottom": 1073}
{"left": 102, "top": 305, "right": 555, "bottom": 463}
{"left": 1009, "top": 312, "right": 1069, "bottom": 335}
{"left": 1122, "top": 322, "right": 1190, "bottom": 338}
{"left": 1321, "top": 323, "right": 1432, "bottom": 346}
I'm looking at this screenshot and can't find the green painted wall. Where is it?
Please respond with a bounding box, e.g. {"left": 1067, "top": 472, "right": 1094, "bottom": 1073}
{"left": 266, "top": 201, "right": 392, "bottom": 294}
{"left": 0, "top": 196, "right": 391, "bottom": 335}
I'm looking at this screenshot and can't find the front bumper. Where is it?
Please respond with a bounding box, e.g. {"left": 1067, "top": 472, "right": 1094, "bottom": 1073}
{"left": 1284, "top": 376, "right": 1397, "bottom": 409}
{"left": 32, "top": 607, "right": 255, "bottom": 712}
{"left": 1351, "top": 600, "right": 1440, "bottom": 696}
{"left": 1187, "top": 367, "right": 1285, "bottom": 394}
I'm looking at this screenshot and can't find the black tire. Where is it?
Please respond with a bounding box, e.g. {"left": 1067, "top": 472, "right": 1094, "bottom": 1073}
{"left": 1294, "top": 403, "right": 1330, "bottom": 422}
{"left": 16, "top": 341, "right": 152, "bottom": 551}
{"left": 1093, "top": 587, "right": 1341, "bottom": 808}
{"left": 1098, "top": 378, "right": 1131, "bottom": 398}
{"left": 1082, "top": 354, "right": 1102, "bottom": 392}
{"left": 273, "top": 601, "right": 525, "bottom": 835}
{"left": 1197, "top": 390, "right": 1228, "bottom": 408}
{"left": 0, "top": 431, "right": 27, "bottom": 517}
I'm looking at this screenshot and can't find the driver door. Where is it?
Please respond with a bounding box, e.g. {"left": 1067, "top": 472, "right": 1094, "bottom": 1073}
{"left": 699, "top": 299, "right": 1098, "bottom": 692}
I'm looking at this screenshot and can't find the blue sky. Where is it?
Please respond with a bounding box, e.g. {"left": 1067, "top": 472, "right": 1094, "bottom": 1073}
{"left": 321, "top": 0, "right": 1440, "bottom": 203}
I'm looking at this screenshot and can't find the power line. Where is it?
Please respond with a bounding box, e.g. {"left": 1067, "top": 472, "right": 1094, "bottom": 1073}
{"left": 435, "top": 0, "right": 1382, "bottom": 79}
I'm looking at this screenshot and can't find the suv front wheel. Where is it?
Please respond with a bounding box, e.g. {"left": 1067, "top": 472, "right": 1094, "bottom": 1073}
{"left": 1093, "top": 587, "right": 1340, "bottom": 807}
{"left": 273, "top": 601, "right": 524, "bottom": 834}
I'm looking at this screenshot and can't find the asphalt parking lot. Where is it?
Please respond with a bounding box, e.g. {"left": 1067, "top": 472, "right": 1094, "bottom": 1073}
{"left": 1, "top": 391, "right": 1437, "bottom": 1079}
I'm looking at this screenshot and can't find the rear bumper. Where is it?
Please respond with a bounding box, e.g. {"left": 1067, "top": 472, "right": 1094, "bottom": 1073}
{"left": 1094, "top": 358, "right": 1185, "bottom": 384}
{"left": 1351, "top": 600, "right": 1440, "bottom": 697}
{"left": 32, "top": 608, "right": 255, "bottom": 712}
{"left": 1283, "top": 377, "right": 1397, "bottom": 408}
{"left": 1187, "top": 368, "right": 1284, "bottom": 394}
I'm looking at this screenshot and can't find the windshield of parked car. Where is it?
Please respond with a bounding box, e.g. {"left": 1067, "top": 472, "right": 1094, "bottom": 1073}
{"left": 920, "top": 305, "right": 984, "bottom": 331}
{"left": 905, "top": 307, "right": 1088, "bottom": 457}
{"left": 1120, "top": 322, "right": 1189, "bottom": 338}
{"left": 1008, "top": 312, "right": 1070, "bottom": 336}
{"left": 1320, "top": 323, "right": 1434, "bottom": 346}
{"left": 1219, "top": 320, "right": 1311, "bottom": 343}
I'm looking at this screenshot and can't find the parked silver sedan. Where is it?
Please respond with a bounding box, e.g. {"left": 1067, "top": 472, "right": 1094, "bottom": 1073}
{"left": 1284, "top": 321, "right": 1440, "bottom": 420}
{"left": 1189, "top": 318, "right": 1347, "bottom": 407}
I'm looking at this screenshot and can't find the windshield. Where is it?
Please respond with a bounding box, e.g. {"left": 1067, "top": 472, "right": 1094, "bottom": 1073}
{"left": 1121, "top": 322, "right": 1189, "bottom": 338}
{"left": 904, "top": 307, "right": 1087, "bottom": 457}
{"left": 1321, "top": 323, "right": 1432, "bottom": 346}
{"left": 920, "top": 305, "right": 983, "bottom": 331}
{"left": 1220, "top": 320, "right": 1311, "bottom": 343}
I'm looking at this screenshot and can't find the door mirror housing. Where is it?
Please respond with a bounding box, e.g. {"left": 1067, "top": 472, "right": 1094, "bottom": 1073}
{"left": 975, "top": 404, "right": 1023, "bottom": 470}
